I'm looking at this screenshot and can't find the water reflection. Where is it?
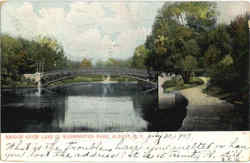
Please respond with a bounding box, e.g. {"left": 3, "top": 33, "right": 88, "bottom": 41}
{"left": 1, "top": 88, "right": 65, "bottom": 132}
{"left": 61, "top": 96, "right": 148, "bottom": 132}
{"left": 1, "top": 82, "right": 187, "bottom": 132}
{"left": 134, "top": 92, "right": 188, "bottom": 131}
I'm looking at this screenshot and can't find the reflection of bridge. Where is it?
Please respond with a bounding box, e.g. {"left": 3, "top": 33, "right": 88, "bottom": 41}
{"left": 24, "top": 68, "right": 157, "bottom": 88}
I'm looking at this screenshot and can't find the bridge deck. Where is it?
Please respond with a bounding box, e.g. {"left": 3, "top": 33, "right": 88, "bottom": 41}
{"left": 41, "top": 68, "right": 157, "bottom": 87}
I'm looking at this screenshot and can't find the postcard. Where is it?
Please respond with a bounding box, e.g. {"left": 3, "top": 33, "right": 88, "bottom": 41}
{"left": 0, "top": 0, "right": 249, "bottom": 162}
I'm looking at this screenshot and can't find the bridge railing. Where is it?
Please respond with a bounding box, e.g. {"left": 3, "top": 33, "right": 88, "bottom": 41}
{"left": 42, "top": 68, "right": 158, "bottom": 83}
{"left": 44, "top": 68, "right": 153, "bottom": 75}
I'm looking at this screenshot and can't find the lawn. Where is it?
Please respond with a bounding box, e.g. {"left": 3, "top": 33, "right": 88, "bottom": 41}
{"left": 110, "top": 76, "right": 136, "bottom": 82}
{"left": 50, "top": 75, "right": 104, "bottom": 86}
{"left": 162, "top": 77, "right": 204, "bottom": 93}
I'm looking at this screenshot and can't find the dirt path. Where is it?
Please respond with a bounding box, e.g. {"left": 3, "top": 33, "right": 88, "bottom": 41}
{"left": 179, "top": 77, "right": 231, "bottom": 106}
{"left": 177, "top": 77, "right": 242, "bottom": 131}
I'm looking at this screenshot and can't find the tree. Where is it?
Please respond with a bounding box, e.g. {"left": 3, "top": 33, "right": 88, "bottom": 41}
{"left": 34, "top": 36, "right": 67, "bottom": 71}
{"left": 35, "top": 35, "right": 63, "bottom": 53}
{"left": 177, "top": 55, "right": 198, "bottom": 82}
{"left": 143, "top": 2, "right": 216, "bottom": 82}
{"left": 203, "top": 24, "right": 233, "bottom": 87}
{"left": 204, "top": 45, "right": 221, "bottom": 66}
{"left": 131, "top": 45, "right": 149, "bottom": 68}
{"left": 95, "top": 60, "right": 106, "bottom": 68}
{"left": 80, "top": 58, "right": 92, "bottom": 68}
{"left": 67, "top": 60, "right": 81, "bottom": 69}
{"left": 1, "top": 34, "right": 69, "bottom": 87}
{"left": 203, "top": 14, "right": 249, "bottom": 102}
{"left": 153, "top": 2, "right": 217, "bottom": 36}
{"left": 228, "top": 14, "right": 249, "bottom": 87}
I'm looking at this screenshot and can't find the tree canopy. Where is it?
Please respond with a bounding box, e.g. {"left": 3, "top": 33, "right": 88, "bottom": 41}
{"left": 131, "top": 2, "right": 248, "bottom": 102}
{"left": 141, "top": 2, "right": 217, "bottom": 81}
{"left": 1, "top": 34, "right": 68, "bottom": 86}
{"left": 80, "top": 58, "right": 92, "bottom": 68}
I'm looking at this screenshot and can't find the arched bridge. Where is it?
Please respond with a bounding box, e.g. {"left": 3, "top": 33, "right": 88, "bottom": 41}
{"left": 33, "top": 68, "right": 157, "bottom": 88}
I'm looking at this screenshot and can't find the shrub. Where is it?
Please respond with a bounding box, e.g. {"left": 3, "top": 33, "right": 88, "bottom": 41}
{"left": 188, "top": 77, "right": 204, "bottom": 85}
{"left": 175, "top": 78, "right": 184, "bottom": 88}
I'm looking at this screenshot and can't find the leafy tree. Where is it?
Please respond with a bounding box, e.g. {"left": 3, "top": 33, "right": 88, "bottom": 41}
{"left": 1, "top": 34, "right": 69, "bottom": 87}
{"left": 203, "top": 14, "right": 249, "bottom": 103}
{"left": 105, "top": 58, "right": 120, "bottom": 67}
{"left": 176, "top": 55, "right": 198, "bottom": 82}
{"left": 204, "top": 45, "right": 221, "bottom": 66}
{"left": 153, "top": 2, "right": 217, "bottom": 36}
{"left": 95, "top": 60, "right": 106, "bottom": 68}
{"left": 228, "top": 14, "right": 249, "bottom": 87}
{"left": 131, "top": 45, "right": 149, "bottom": 68}
{"left": 80, "top": 58, "right": 92, "bottom": 68}
{"left": 101, "top": 58, "right": 131, "bottom": 68}
{"left": 143, "top": 2, "right": 216, "bottom": 82}
{"left": 66, "top": 60, "right": 81, "bottom": 69}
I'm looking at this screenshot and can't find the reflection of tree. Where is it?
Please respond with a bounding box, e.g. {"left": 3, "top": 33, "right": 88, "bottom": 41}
{"left": 132, "top": 91, "right": 188, "bottom": 131}
{"left": 132, "top": 91, "right": 158, "bottom": 122}
{"left": 54, "top": 95, "right": 67, "bottom": 130}
{"left": 2, "top": 89, "right": 66, "bottom": 132}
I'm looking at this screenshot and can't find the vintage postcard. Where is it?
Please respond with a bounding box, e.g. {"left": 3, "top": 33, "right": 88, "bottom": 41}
{"left": 0, "top": 0, "right": 249, "bottom": 162}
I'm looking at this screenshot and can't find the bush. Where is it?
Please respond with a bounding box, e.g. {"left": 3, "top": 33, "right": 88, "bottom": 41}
{"left": 175, "top": 78, "right": 184, "bottom": 88}
{"left": 162, "top": 77, "right": 204, "bottom": 92}
{"left": 162, "top": 80, "right": 176, "bottom": 88}
{"left": 162, "top": 76, "right": 184, "bottom": 89}
{"left": 188, "top": 77, "right": 204, "bottom": 85}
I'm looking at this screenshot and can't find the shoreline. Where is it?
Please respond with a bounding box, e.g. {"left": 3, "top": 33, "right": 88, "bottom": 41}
{"left": 48, "top": 81, "right": 138, "bottom": 89}
{"left": 1, "top": 81, "right": 139, "bottom": 90}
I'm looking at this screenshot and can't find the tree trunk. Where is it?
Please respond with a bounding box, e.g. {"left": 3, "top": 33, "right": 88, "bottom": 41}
{"left": 181, "top": 71, "right": 191, "bottom": 83}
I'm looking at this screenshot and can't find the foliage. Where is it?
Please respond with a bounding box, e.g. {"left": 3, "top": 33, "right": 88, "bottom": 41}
{"left": 177, "top": 55, "right": 198, "bottom": 82}
{"left": 131, "top": 45, "right": 149, "bottom": 68}
{"left": 139, "top": 2, "right": 216, "bottom": 81}
{"left": 208, "top": 14, "right": 249, "bottom": 95}
{"left": 162, "top": 77, "right": 204, "bottom": 92}
{"left": 80, "top": 58, "right": 92, "bottom": 68}
{"left": 1, "top": 34, "right": 68, "bottom": 87}
{"left": 95, "top": 57, "right": 132, "bottom": 68}
{"left": 131, "top": 2, "right": 248, "bottom": 103}
{"left": 228, "top": 15, "right": 249, "bottom": 89}
{"left": 67, "top": 60, "right": 81, "bottom": 69}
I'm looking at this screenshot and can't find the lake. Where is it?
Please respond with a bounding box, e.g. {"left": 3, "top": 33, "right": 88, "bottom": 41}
{"left": 2, "top": 82, "right": 185, "bottom": 132}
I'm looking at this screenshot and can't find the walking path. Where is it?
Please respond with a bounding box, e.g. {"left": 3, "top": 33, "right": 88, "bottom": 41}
{"left": 179, "top": 77, "right": 230, "bottom": 105}
{"left": 176, "top": 77, "right": 244, "bottom": 131}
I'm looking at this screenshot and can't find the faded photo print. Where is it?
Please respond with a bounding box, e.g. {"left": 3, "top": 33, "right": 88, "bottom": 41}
{"left": 1, "top": 0, "right": 249, "bottom": 132}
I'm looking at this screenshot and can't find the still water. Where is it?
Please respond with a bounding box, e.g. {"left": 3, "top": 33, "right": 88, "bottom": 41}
{"left": 2, "top": 82, "right": 172, "bottom": 132}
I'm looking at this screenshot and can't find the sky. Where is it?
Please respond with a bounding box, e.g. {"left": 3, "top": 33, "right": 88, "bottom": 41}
{"left": 1, "top": 0, "right": 249, "bottom": 62}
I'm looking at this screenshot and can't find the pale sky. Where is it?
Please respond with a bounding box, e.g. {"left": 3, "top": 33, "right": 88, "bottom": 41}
{"left": 1, "top": 0, "right": 248, "bottom": 62}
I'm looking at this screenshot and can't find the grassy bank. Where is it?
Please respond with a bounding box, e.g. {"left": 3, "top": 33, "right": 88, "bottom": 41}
{"left": 203, "top": 85, "right": 248, "bottom": 105}
{"left": 110, "top": 76, "right": 136, "bottom": 82}
{"left": 163, "top": 77, "right": 204, "bottom": 93}
{"left": 2, "top": 81, "right": 36, "bottom": 88}
{"left": 61, "top": 75, "right": 104, "bottom": 83}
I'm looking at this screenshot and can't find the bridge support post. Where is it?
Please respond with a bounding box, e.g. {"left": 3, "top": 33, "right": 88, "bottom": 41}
{"left": 35, "top": 72, "right": 42, "bottom": 94}
{"left": 158, "top": 75, "right": 164, "bottom": 96}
